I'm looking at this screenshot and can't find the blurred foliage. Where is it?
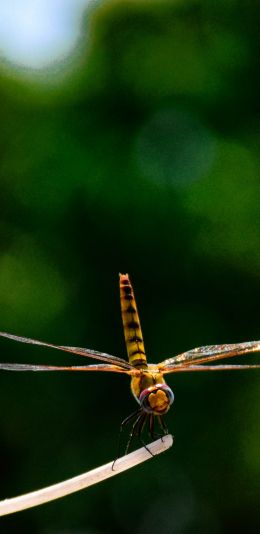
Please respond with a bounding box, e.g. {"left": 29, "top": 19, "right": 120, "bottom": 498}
{"left": 0, "top": 1, "right": 259, "bottom": 533}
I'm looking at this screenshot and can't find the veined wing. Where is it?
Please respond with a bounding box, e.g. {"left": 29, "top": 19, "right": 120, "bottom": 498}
{"left": 165, "top": 364, "right": 260, "bottom": 373}
{"left": 0, "top": 332, "right": 134, "bottom": 371}
{"left": 0, "top": 363, "right": 133, "bottom": 374}
{"left": 158, "top": 341, "right": 260, "bottom": 373}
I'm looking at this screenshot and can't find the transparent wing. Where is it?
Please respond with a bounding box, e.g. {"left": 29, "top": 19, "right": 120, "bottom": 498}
{"left": 158, "top": 340, "right": 260, "bottom": 373}
{"left": 0, "top": 362, "right": 133, "bottom": 373}
{"left": 0, "top": 331, "right": 134, "bottom": 371}
{"left": 166, "top": 364, "right": 260, "bottom": 373}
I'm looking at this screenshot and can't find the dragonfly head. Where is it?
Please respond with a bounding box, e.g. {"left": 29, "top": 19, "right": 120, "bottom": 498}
{"left": 139, "top": 384, "right": 174, "bottom": 415}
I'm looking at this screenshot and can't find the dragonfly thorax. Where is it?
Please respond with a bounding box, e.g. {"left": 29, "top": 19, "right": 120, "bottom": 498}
{"left": 139, "top": 384, "right": 174, "bottom": 415}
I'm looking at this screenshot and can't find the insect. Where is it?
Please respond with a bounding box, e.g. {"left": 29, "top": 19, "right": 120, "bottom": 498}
{"left": 0, "top": 274, "right": 260, "bottom": 452}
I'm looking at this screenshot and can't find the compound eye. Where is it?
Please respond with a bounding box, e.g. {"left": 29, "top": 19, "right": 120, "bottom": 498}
{"left": 166, "top": 387, "right": 174, "bottom": 406}
{"left": 139, "top": 385, "right": 174, "bottom": 414}
{"left": 139, "top": 391, "right": 154, "bottom": 413}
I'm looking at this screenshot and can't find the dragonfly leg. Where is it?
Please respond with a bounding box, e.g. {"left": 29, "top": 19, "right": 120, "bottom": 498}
{"left": 124, "top": 411, "right": 155, "bottom": 458}
{"left": 135, "top": 413, "right": 154, "bottom": 456}
{"left": 149, "top": 414, "right": 156, "bottom": 440}
{"left": 148, "top": 414, "right": 168, "bottom": 441}
{"left": 157, "top": 415, "right": 168, "bottom": 435}
{"left": 124, "top": 412, "right": 145, "bottom": 456}
{"left": 119, "top": 409, "right": 142, "bottom": 429}
{"left": 112, "top": 409, "right": 142, "bottom": 470}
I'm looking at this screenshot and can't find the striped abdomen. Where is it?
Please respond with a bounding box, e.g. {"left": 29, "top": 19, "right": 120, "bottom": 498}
{"left": 119, "top": 274, "right": 147, "bottom": 369}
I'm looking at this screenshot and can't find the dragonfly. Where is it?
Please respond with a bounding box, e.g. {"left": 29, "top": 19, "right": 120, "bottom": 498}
{"left": 0, "top": 273, "right": 260, "bottom": 452}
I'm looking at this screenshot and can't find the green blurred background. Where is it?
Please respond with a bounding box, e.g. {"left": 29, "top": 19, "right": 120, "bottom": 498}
{"left": 0, "top": 0, "right": 259, "bottom": 532}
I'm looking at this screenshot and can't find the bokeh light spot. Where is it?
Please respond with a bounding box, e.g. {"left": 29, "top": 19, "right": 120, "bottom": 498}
{"left": 135, "top": 108, "right": 216, "bottom": 187}
{"left": 0, "top": 0, "right": 93, "bottom": 71}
